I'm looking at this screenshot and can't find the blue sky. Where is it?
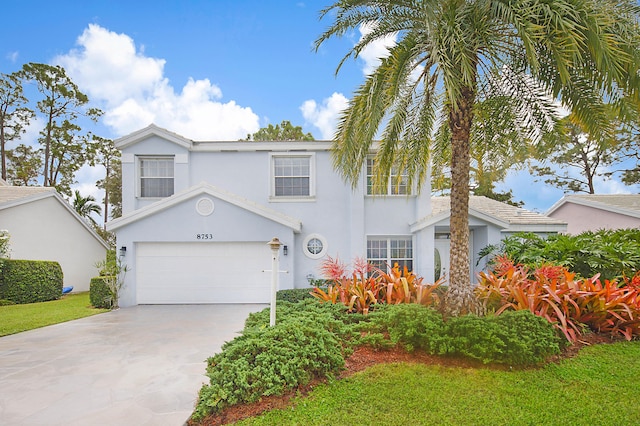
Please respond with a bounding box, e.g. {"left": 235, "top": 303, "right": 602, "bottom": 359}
{"left": 1, "top": 0, "right": 638, "bottom": 215}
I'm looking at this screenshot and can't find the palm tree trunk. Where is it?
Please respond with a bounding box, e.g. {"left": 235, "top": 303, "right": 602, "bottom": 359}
{"left": 445, "top": 86, "right": 480, "bottom": 316}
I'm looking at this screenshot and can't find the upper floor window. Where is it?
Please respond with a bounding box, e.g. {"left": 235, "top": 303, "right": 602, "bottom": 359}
{"left": 271, "top": 154, "right": 314, "bottom": 199}
{"left": 366, "top": 158, "right": 410, "bottom": 195}
{"left": 139, "top": 156, "right": 174, "bottom": 198}
{"left": 367, "top": 236, "right": 413, "bottom": 272}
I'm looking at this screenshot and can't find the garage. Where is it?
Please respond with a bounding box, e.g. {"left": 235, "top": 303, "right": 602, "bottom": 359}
{"left": 135, "top": 242, "right": 272, "bottom": 304}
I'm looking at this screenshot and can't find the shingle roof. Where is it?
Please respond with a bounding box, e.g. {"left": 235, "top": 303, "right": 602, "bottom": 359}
{"left": 0, "top": 186, "right": 56, "bottom": 205}
{"left": 428, "top": 195, "right": 566, "bottom": 226}
{"left": 547, "top": 194, "right": 640, "bottom": 218}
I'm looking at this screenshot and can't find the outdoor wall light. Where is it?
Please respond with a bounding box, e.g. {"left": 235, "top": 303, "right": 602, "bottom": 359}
{"left": 119, "top": 246, "right": 127, "bottom": 257}
{"left": 283, "top": 245, "right": 288, "bottom": 256}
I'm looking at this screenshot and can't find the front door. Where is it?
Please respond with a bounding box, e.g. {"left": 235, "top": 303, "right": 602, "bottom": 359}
{"left": 434, "top": 236, "right": 450, "bottom": 283}
{"left": 434, "top": 231, "right": 475, "bottom": 284}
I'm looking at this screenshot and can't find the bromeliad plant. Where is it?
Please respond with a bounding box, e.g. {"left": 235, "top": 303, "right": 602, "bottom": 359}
{"left": 377, "top": 262, "right": 443, "bottom": 306}
{"left": 312, "top": 256, "right": 442, "bottom": 314}
{"left": 476, "top": 257, "right": 640, "bottom": 342}
{"left": 312, "top": 256, "right": 381, "bottom": 314}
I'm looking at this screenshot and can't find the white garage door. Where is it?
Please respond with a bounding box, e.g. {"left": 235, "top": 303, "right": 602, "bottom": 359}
{"left": 136, "top": 242, "right": 271, "bottom": 304}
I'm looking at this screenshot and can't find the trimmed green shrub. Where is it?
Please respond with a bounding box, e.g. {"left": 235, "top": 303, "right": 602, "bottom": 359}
{"left": 368, "top": 304, "right": 446, "bottom": 352}
{"left": 245, "top": 299, "right": 367, "bottom": 331}
{"left": 89, "top": 276, "right": 113, "bottom": 309}
{"left": 276, "top": 287, "right": 316, "bottom": 303}
{"left": 192, "top": 313, "right": 346, "bottom": 421}
{"left": 0, "top": 299, "right": 16, "bottom": 306}
{"left": 437, "top": 310, "right": 561, "bottom": 365}
{"left": 0, "top": 259, "right": 63, "bottom": 304}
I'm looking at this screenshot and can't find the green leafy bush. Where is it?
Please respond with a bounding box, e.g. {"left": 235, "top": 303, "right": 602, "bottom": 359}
{"left": 89, "top": 276, "right": 113, "bottom": 309}
{"left": 244, "top": 299, "right": 365, "bottom": 338}
{"left": 276, "top": 287, "right": 316, "bottom": 303}
{"left": 438, "top": 311, "right": 561, "bottom": 365}
{"left": 0, "top": 299, "right": 16, "bottom": 306}
{"left": 359, "top": 304, "right": 560, "bottom": 365}
{"left": 368, "top": 304, "right": 446, "bottom": 352}
{"left": 481, "top": 230, "right": 640, "bottom": 280}
{"left": 192, "top": 313, "right": 346, "bottom": 421}
{"left": 0, "top": 259, "right": 63, "bottom": 304}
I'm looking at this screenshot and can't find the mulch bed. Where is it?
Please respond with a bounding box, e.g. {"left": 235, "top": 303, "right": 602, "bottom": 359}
{"left": 189, "top": 332, "right": 623, "bottom": 426}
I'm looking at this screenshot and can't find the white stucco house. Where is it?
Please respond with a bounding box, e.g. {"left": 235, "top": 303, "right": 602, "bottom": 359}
{"left": 0, "top": 180, "right": 109, "bottom": 291}
{"left": 546, "top": 194, "right": 640, "bottom": 234}
{"left": 107, "top": 124, "right": 566, "bottom": 307}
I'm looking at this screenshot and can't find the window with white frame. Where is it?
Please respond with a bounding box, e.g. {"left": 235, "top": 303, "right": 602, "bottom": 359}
{"left": 272, "top": 155, "right": 313, "bottom": 198}
{"left": 303, "top": 233, "right": 328, "bottom": 259}
{"left": 367, "top": 237, "right": 413, "bottom": 272}
{"left": 139, "top": 156, "right": 174, "bottom": 198}
{"left": 366, "top": 157, "right": 410, "bottom": 195}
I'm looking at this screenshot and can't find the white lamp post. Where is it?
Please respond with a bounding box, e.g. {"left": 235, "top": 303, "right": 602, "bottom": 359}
{"left": 267, "top": 237, "right": 281, "bottom": 327}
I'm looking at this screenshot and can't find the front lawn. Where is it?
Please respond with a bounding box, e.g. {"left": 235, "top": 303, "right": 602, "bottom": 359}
{"left": 236, "top": 341, "right": 640, "bottom": 425}
{"left": 0, "top": 292, "right": 108, "bottom": 336}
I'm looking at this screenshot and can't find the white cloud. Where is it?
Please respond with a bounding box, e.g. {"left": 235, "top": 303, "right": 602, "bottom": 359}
{"left": 6, "top": 51, "right": 19, "bottom": 63}
{"left": 55, "top": 24, "right": 260, "bottom": 140}
{"left": 358, "top": 23, "right": 396, "bottom": 76}
{"left": 300, "top": 92, "right": 349, "bottom": 140}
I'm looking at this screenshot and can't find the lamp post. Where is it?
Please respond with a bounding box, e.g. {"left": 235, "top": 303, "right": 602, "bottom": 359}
{"left": 267, "top": 237, "right": 281, "bottom": 326}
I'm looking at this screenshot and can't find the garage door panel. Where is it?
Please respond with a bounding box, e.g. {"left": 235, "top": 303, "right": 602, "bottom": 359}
{"left": 136, "top": 242, "right": 271, "bottom": 304}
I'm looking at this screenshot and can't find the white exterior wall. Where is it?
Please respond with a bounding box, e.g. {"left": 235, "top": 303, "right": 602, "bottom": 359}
{"left": 114, "top": 131, "right": 433, "bottom": 306}
{"left": 0, "top": 197, "right": 107, "bottom": 291}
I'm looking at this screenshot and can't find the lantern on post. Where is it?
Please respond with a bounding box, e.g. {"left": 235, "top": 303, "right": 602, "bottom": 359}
{"left": 267, "top": 237, "right": 281, "bottom": 326}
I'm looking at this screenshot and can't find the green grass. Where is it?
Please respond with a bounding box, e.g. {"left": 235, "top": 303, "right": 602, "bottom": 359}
{"left": 0, "top": 292, "right": 109, "bottom": 336}
{"left": 236, "top": 341, "right": 640, "bottom": 426}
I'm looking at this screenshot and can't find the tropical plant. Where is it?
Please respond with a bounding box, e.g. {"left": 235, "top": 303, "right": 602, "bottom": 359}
{"left": 315, "top": 0, "right": 640, "bottom": 317}
{"left": 377, "top": 262, "right": 443, "bottom": 306}
{"left": 72, "top": 189, "right": 102, "bottom": 227}
{"left": 312, "top": 256, "right": 442, "bottom": 313}
{"left": 476, "top": 258, "right": 640, "bottom": 342}
{"left": 312, "top": 256, "right": 382, "bottom": 314}
{"left": 480, "top": 230, "right": 640, "bottom": 281}
{"left": 94, "top": 254, "right": 128, "bottom": 309}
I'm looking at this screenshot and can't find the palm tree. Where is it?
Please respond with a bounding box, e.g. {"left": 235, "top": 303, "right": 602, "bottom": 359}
{"left": 315, "top": 0, "right": 640, "bottom": 315}
{"left": 72, "top": 189, "right": 102, "bottom": 227}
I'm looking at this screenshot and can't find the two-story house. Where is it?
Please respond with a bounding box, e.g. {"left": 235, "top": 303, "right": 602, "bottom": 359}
{"left": 107, "top": 124, "right": 566, "bottom": 307}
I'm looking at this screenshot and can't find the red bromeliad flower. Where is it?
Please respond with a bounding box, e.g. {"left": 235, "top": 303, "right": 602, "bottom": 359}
{"left": 535, "top": 264, "right": 567, "bottom": 281}
{"left": 352, "top": 256, "right": 372, "bottom": 277}
{"left": 320, "top": 255, "right": 347, "bottom": 282}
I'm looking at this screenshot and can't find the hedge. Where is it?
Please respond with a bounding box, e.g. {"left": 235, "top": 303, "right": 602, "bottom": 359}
{"left": 0, "top": 259, "right": 63, "bottom": 304}
{"left": 90, "top": 276, "right": 114, "bottom": 309}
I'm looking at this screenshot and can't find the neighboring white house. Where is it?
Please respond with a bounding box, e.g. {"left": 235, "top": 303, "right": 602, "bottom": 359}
{"left": 107, "top": 124, "right": 566, "bottom": 307}
{"left": 546, "top": 194, "right": 640, "bottom": 234}
{"left": 0, "top": 181, "right": 109, "bottom": 291}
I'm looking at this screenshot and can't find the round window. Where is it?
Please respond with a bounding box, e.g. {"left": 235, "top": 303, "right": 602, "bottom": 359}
{"left": 303, "top": 234, "right": 327, "bottom": 259}
{"left": 307, "top": 238, "right": 323, "bottom": 255}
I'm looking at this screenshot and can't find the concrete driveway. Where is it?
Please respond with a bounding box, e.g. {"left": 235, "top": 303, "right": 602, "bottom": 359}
{"left": 0, "top": 304, "right": 266, "bottom": 426}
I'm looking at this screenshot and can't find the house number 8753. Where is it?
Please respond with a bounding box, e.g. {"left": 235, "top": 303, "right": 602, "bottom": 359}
{"left": 196, "top": 234, "right": 213, "bottom": 240}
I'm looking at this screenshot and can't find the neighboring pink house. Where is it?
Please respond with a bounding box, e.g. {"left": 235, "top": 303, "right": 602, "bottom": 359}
{"left": 546, "top": 194, "right": 640, "bottom": 234}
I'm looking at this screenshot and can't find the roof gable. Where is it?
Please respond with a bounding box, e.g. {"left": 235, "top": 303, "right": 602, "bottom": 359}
{"left": 114, "top": 123, "right": 193, "bottom": 150}
{"left": 547, "top": 194, "right": 640, "bottom": 219}
{"left": 412, "top": 196, "right": 566, "bottom": 232}
{"left": 107, "top": 182, "right": 302, "bottom": 232}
